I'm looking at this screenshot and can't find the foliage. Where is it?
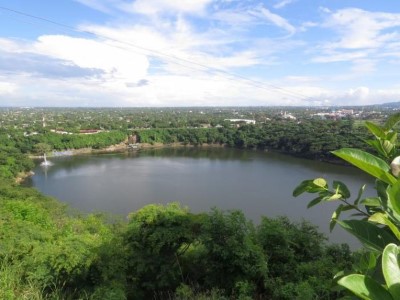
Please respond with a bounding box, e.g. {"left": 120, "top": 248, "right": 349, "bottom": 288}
{"left": 0, "top": 178, "right": 117, "bottom": 299}
{"left": 0, "top": 129, "right": 360, "bottom": 299}
{"left": 14, "top": 131, "right": 127, "bottom": 153}
{"left": 124, "top": 203, "right": 198, "bottom": 298}
{"left": 183, "top": 209, "right": 267, "bottom": 297}
{"left": 294, "top": 112, "right": 400, "bottom": 299}
{"left": 135, "top": 119, "right": 370, "bottom": 161}
{"left": 33, "top": 143, "right": 52, "bottom": 155}
{"left": 256, "top": 216, "right": 352, "bottom": 299}
{"left": 0, "top": 134, "right": 34, "bottom": 179}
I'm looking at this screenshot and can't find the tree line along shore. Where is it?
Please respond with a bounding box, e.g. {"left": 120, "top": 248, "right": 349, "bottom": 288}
{"left": 0, "top": 118, "right": 368, "bottom": 299}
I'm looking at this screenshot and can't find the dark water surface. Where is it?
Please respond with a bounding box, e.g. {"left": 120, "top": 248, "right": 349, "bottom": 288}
{"left": 27, "top": 147, "right": 375, "bottom": 247}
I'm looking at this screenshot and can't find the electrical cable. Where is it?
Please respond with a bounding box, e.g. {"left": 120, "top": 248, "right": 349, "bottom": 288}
{"left": 0, "top": 5, "right": 314, "bottom": 102}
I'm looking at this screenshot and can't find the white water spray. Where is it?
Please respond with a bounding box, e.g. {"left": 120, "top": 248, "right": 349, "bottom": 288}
{"left": 40, "top": 153, "right": 53, "bottom": 167}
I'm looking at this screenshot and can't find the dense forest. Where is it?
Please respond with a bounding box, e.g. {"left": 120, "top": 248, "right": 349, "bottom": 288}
{"left": 3, "top": 118, "right": 372, "bottom": 163}
{"left": 135, "top": 119, "right": 370, "bottom": 161}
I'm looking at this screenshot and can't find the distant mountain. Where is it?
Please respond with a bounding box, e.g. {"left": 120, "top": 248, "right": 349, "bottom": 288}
{"left": 376, "top": 101, "right": 400, "bottom": 108}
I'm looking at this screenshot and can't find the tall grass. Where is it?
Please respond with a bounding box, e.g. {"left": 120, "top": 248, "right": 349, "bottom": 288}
{"left": 0, "top": 260, "right": 91, "bottom": 300}
{"left": 0, "top": 260, "right": 42, "bottom": 300}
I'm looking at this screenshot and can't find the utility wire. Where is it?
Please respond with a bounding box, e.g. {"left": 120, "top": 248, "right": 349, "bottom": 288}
{"left": 0, "top": 5, "right": 314, "bottom": 102}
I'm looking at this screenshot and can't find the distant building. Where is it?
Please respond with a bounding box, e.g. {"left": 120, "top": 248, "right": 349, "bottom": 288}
{"left": 282, "top": 112, "right": 296, "bottom": 120}
{"left": 224, "top": 119, "right": 256, "bottom": 125}
{"left": 79, "top": 129, "right": 102, "bottom": 134}
{"left": 312, "top": 109, "right": 354, "bottom": 120}
{"left": 339, "top": 109, "right": 354, "bottom": 115}
{"left": 50, "top": 129, "right": 72, "bottom": 135}
{"left": 24, "top": 131, "right": 39, "bottom": 136}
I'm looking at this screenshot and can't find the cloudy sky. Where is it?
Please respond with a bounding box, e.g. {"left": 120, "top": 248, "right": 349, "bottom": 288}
{"left": 0, "top": 0, "right": 399, "bottom": 107}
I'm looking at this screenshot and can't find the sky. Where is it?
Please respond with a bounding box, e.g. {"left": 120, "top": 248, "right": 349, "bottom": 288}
{"left": 0, "top": 1, "right": 400, "bottom": 107}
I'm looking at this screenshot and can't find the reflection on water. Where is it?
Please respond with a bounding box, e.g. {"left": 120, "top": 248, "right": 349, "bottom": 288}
{"left": 27, "top": 147, "right": 375, "bottom": 247}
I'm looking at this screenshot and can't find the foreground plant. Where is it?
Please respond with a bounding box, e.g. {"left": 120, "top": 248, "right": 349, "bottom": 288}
{"left": 294, "top": 113, "right": 400, "bottom": 300}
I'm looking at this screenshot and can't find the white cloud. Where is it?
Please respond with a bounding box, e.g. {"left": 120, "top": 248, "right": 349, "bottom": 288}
{"left": 74, "top": 0, "right": 114, "bottom": 14}
{"left": 251, "top": 7, "right": 296, "bottom": 35}
{"left": 75, "top": 0, "right": 214, "bottom": 16}
{"left": 299, "top": 21, "right": 318, "bottom": 32}
{"left": 80, "top": 20, "right": 268, "bottom": 73}
{"left": 282, "top": 76, "right": 320, "bottom": 84}
{"left": 310, "top": 8, "right": 400, "bottom": 79}
{"left": 350, "top": 59, "right": 377, "bottom": 74}
{"left": 4, "top": 1, "right": 400, "bottom": 107}
{"left": 327, "top": 86, "right": 400, "bottom": 106}
{"left": 319, "top": 7, "right": 331, "bottom": 14}
{"left": 33, "top": 35, "right": 149, "bottom": 84}
{"left": 121, "top": 0, "right": 214, "bottom": 15}
{"left": 325, "top": 8, "right": 400, "bottom": 50}
{"left": 347, "top": 86, "right": 370, "bottom": 100}
{"left": 312, "top": 50, "right": 370, "bottom": 63}
{"left": 0, "top": 38, "right": 31, "bottom": 53}
{"left": 0, "top": 81, "right": 17, "bottom": 95}
{"left": 212, "top": 10, "right": 256, "bottom": 26}
{"left": 274, "top": 0, "right": 296, "bottom": 9}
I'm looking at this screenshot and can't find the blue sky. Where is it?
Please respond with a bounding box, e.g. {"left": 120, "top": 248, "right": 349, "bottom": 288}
{"left": 1, "top": 0, "right": 400, "bottom": 107}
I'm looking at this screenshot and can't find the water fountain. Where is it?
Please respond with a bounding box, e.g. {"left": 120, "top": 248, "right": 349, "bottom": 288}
{"left": 40, "top": 153, "right": 53, "bottom": 167}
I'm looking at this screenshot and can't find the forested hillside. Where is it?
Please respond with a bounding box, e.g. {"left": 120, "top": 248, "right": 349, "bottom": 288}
{"left": 0, "top": 133, "right": 354, "bottom": 299}
{"left": 135, "top": 119, "right": 370, "bottom": 161}
{"left": 3, "top": 117, "right": 372, "bottom": 164}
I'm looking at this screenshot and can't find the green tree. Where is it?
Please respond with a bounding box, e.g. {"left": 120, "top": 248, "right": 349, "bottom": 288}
{"left": 294, "top": 113, "right": 400, "bottom": 299}
{"left": 33, "top": 143, "right": 52, "bottom": 155}
{"left": 186, "top": 209, "right": 267, "bottom": 298}
{"left": 124, "top": 203, "right": 197, "bottom": 299}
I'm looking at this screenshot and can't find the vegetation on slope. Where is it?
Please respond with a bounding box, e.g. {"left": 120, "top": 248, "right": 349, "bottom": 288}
{"left": 136, "top": 119, "right": 370, "bottom": 161}
{"left": 0, "top": 134, "right": 354, "bottom": 299}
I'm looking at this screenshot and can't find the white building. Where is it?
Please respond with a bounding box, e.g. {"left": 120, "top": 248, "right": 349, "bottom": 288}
{"left": 224, "top": 119, "right": 256, "bottom": 124}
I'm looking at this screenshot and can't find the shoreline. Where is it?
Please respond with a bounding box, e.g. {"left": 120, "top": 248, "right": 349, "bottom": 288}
{"left": 29, "top": 142, "right": 227, "bottom": 159}
{"left": 15, "top": 171, "right": 35, "bottom": 184}
{"left": 28, "top": 142, "right": 346, "bottom": 166}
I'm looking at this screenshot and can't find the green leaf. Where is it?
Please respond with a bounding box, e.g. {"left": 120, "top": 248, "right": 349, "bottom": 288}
{"left": 330, "top": 205, "right": 343, "bottom": 232}
{"left": 354, "top": 184, "right": 367, "bottom": 206}
{"left": 332, "top": 148, "right": 397, "bottom": 185}
{"left": 337, "top": 220, "right": 398, "bottom": 252}
{"left": 313, "top": 178, "right": 327, "bottom": 188}
{"left": 365, "top": 121, "right": 386, "bottom": 139}
{"left": 333, "top": 180, "right": 351, "bottom": 198}
{"left": 293, "top": 180, "right": 314, "bottom": 197}
{"left": 330, "top": 205, "right": 353, "bottom": 232}
{"left": 369, "top": 212, "right": 400, "bottom": 240}
{"left": 334, "top": 270, "right": 345, "bottom": 280}
{"left": 382, "top": 244, "right": 400, "bottom": 299}
{"left": 357, "top": 252, "right": 377, "bottom": 274}
{"left": 360, "top": 197, "right": 382, "bottom": 207}
{"left": 384, "top": 112, "right": 400, "bottom": 131}
{"left": 350, "top": 212, "right": 369, "bottom": 217}
{"left": 293, "top": 179, "right": 326, "bottom": 196}
{"left": 387, "top": 132, "right": 397, "bottom": 144}
{"left": 324, "top": 193, "right": 343, "bottom": 201}
{"left": 387, "top": 181, "right": 400, "bottom": 216}
{"left": 382, "top": 140, "right": 395, "bottom": 156}
{"left": 365, "top": 140, "right": 388, "bottom": 158}
{"left": 338, "top": 274, "right": 393, "bottom": 300}
{"left": 307, "top": 196, "right": 323, "bottom": 208}
{"left": 367, "top": 252, "right": 377, "bottom": 271}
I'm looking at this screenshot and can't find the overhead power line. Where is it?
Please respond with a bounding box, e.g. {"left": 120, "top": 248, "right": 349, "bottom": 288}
{"left": 0, "top": 5, "right": 314, "bottom": 102}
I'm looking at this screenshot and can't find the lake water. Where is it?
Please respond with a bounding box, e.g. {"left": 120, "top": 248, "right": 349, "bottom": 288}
{"left": 27, "top": 147, "right": 376, "bottom": 247}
